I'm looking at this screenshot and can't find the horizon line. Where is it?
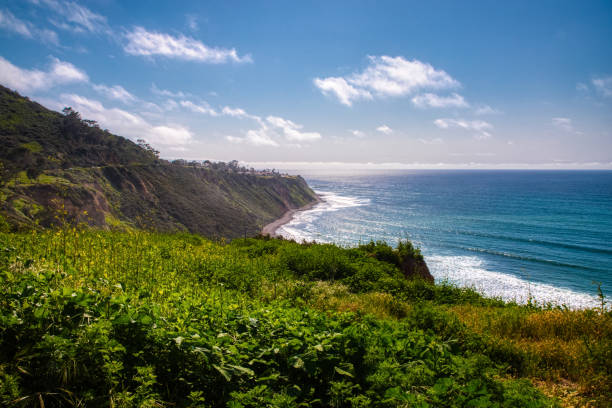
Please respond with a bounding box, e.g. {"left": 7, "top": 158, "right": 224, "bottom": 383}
{"left": 186, "top": 160, "right": 612, "bottom": 171}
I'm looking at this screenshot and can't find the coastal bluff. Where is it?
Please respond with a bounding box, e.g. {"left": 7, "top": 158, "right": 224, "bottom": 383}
{"left": 0, "top": 86, "right": 318, "bottom": 238}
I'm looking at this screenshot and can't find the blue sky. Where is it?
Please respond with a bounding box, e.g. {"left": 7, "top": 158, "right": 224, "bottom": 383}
{"left": 1, "top": 0, "right": 611, "bottom": 169}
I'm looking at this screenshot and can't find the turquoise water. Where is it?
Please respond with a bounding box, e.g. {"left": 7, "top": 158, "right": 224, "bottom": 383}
{"left": 277, "top": 170, "right": 612, "bottom": 308}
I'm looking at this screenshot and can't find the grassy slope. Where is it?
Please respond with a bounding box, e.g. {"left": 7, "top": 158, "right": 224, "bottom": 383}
{"left": 0, "top": 86, "right": 317, "bottom": 237}
{"left": 1, "top": 230, "right": 610, "bottom": 407}
{"left": 0, "top": 86, "right": 151, "bottom": 171}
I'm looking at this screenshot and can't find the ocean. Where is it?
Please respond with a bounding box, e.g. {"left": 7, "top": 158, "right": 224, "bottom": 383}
{"left": 275, "top": 170, "right": 612, "bottom": 309}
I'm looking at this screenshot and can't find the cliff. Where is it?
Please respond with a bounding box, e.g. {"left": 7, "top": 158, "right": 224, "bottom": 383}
{"left": 0, "top": 85, "right": 317, "bottom": 237}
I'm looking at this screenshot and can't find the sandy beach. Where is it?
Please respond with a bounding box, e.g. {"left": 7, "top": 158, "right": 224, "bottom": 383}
{"left": 261, "top": 195, "right": 322, "bottom": 237}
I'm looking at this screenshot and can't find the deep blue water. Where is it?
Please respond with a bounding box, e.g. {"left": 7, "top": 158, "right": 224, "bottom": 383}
{"left": 277, "top": 170, "right": 612, "bottom": 308}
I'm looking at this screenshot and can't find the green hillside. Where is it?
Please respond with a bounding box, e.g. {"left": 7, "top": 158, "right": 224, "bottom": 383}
{"left": 1, "top": 230, "right": 610, "bottom": 407}
{"left": 0, "top": 85, "right": 317, "bottom": 237}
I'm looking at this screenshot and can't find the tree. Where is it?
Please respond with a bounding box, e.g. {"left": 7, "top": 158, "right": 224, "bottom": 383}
{"left": 83, "top": 119, "right": 100, "bottom": 128}
{"left": 136, "top": 139, "right": 160, "bottom": 159}
{"left": 62, "top": 107, "right": 81, "bottom": 120}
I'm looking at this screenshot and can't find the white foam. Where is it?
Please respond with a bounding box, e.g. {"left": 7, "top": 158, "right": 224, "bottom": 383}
{"left": 427, "top": 255, "right": 601, "bottom": 309}
{"left": 275, "top": 191, "right": 369, "bottom": 242}
{"left": 275, "top": 192, "right": 601, "bottom": 310}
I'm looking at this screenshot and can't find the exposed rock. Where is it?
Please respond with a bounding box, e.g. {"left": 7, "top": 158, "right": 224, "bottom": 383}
{"left": 400, "top": 256, "right": 434, "bottom": 283}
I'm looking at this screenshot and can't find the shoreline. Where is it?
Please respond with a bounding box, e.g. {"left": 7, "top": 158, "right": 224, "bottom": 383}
{"left": 262, "top": 195, "right": 323, "bottom": 237}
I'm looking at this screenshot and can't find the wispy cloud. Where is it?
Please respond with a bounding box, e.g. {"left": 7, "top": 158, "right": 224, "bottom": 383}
{"left": 92, "top": 84, "right": 136, "bottom": 104}
{"left": 376, "top": 125, "right": 393, "bottom": 134}
{"left": 592, "top": 76, "right": 612, "bottom": 97}
{"left": 576, "top": 82, "right": 589, "bottom": 92}
{"left": 226, "top": 110, "right": 321, "bottom": 147}
{"left": 474, "top": 104, "right": 501, "bottom": 115}
{"left": 0, "top": 56, "right": 87, "bottom": 93}
{"left": 151, "top": 83, "right": 191, "bottom": 99}
{"left": 163, "top": 99, "right": 178, "bottom": 111}
{"left": 552, "top": 117, "right": 575, "bottom": 132}
{"left": 0, "top": 9, "right": 32, "bottom": 37}
{"left": 179, "top": 100, "right": 218, "bottom": 116}
{"left": 266, "top": 116, "right": 321, "bottom": 142}
{"left": 411, "top": 92, "right": 468, "bottom": 108}
{"left": 186, "top": 14, "right": 199, "bottom": 32}
{"left": 0, "top": 9, "right": 59, "bottom": 45}
{"left": 227, "top": 131, "right": 278, "bottom": 147}
{"left": 350, "top": 129, "right": 366, "bottom": 137}
{"left": 124, "top": 26, "right": 252, "bottom": 63}
{"left": 31, "top": 0, "right": 109, "bottom": 34}
{"left": 434, "top": 118, "right": 493, "bottom": 139}
{"left": 314, "top": 55, "right": 459, "bottom": 106}
{"left": 221, "top": 106, "right": 250, "bottom": 118}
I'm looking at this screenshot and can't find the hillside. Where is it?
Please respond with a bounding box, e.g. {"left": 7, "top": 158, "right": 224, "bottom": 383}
{"left": 0, "top": 86, "right": 317, "bottom": 237}
{"left": 1, "top": 229, "right": 610, "bottom": 407}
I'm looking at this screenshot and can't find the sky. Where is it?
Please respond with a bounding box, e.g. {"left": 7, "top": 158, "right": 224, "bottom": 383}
{"left": 1, "top": 0, "right": 611, "bottom": 169}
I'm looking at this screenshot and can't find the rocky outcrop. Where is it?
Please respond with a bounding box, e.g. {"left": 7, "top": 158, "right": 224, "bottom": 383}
{"left": 400, "top": 255, "right": 434, "bottom": 283}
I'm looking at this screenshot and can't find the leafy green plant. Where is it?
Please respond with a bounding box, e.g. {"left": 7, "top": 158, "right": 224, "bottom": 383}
{"left": 1, "top": 229, "right": 608, "bottom": 406}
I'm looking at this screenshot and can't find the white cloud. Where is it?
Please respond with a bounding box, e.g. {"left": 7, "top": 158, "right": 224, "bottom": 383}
{"left": 40, "top": 28, "right": 59, "bottom": 45}
{"left": 0, "top": 56, "right": 87, "bottom": 93}
{"left": 0, "top": 9, "right": 32, "bottom": 37}
{"left": 225, "top": 109, "right": 321, "bottom": 147}
{"left": 266, "top": 116, "right": 321, "bottom": 142}
{"left": 151, "top": 83, "right": 190, "bottom": 98}
{"left": 350, "top": 129, "right": 366, "bottom": 137}
{"left": 434, "top": 118, "right": 493, "bottom": 139}
{"left": 56, "top": 93, "right": 192, "bottom": 147}
{"left": 246, "top": 128, "right": 278, "bottom": 146}
{"left": 221, "top": 106, "right": 264, "bottom": 125}
{"left": 227, "top": 129, "right": 279, "bottom": 147}
{"left": 124, "top": 26, "right": 251, "bottom": 63}
{"left": 163, "top": 99, "right": 178, "bottom": 111}
{"left": 552, "top": 117, "right": 574, "bottom": 132}
{"left": 179, "top": 100, "right": 218, "bottom": 116}
{"left": 411, "top": 92, "right": 468, "bottom": 108}
{"left": 221, "top": 106, "right": 248, "bottom": 118}
{"left": 315, "top": 55, "right": 460, "bottom": 106}
{"left": 592, "top": 76, "right": 612, "bottom": 97}
{"left": 0, "top": 9, "right": 60, "bottom": 45}
{"left": 376, "top": 125, "right": 393, "bottom": 134}
{"left": 32, "top": 0, "right": 109, "bottom": 34}
{"left": 92, "top": 84, "right": 136, "bottom": 104}
{"left": 474, "top": 104, "right": 501, "bottom": 115}
{"left": 313, "top": 77, "right": 372, "bottom": 106}
{"left": 149, "top": 125, "right": 193, "bottom": 146}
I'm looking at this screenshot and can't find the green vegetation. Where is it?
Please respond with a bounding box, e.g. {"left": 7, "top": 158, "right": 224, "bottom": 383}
{"left": 1, "top": 85, "right": 609, "bottom": 407}
{"left": 1, "top": 229, "right": 610, "bottom": 407}
{"left": 0, "top": 85, "right": 318, "bottom": 237}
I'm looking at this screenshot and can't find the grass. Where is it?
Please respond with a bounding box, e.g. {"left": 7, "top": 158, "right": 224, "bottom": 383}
{"left": 0, "top": 229, "right": 610, "bottom": 407}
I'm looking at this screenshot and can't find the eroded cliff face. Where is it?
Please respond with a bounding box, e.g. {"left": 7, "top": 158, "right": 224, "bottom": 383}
{"left": 1, "top": 165, "right": 317, "bottom": 238}
{"left": 0, "top": 85, "right": 317, "bottom": 238}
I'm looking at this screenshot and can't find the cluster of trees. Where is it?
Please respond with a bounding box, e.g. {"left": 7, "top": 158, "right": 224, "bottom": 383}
{"left": 168, "top": 159, "right": 286, "bottom": 176}
{"left": 0, "top": 86, "right": 283, "bottom": 187}
{"left": 0, "top": 100, "right": 162, "bottom": 186}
